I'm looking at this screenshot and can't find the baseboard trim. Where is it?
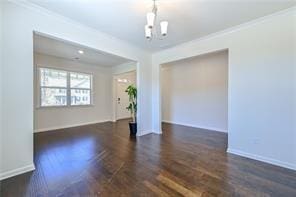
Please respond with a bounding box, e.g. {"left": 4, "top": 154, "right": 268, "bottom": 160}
{"left": 116, "top": 117, "right": 132, "bottom": 121}
{"left": 34, "top": 120, "right": 112, "bottom": 133}
{"left": 152, "top": 130, "right": 162, "bottom": 135}
{"left": 162, "top": 120, "right": 227, "bottom": 133}
{"left": 0, "top": 164, "right": 35, "bottom": 181}
{"left": 227, "top": 148, "right": 296, "bottom": 171}
{"left": 137, "top": 130, "right": 153, "bottom": 136}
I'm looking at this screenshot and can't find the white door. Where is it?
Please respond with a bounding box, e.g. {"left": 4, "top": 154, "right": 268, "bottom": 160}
{"left": 115, "top": 72, "right": 136, "bottom": 120}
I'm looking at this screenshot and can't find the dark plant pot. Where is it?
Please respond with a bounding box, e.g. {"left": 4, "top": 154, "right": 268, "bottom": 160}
{"left": 129, "top": 122, "right": 137, "bottom": 136}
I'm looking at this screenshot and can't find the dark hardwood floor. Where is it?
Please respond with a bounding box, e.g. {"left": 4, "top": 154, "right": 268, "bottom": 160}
{"left": 1, "top": 119, "right": 296, "bottom": 196}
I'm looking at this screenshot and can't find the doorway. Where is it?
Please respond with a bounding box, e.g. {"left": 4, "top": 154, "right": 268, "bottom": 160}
{"left": 113, "top": 71, "right": 137, "bottom": 121}
{"left": 160, "top": 50, "right": 229, "bottom": 134}
{"left": 33, "top": 32, "right": 138, "bottom": 133}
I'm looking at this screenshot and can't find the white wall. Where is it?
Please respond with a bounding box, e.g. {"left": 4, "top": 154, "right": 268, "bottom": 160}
{"left": 0, "top": 1, "right": 3, "bottom": 175}
{"left": 112, "top": 62, "right": 137, "bottom": 75}
{"left": 161, "top": 50, "right": 228, "bottom": 132}
{"left": 1, "top": 1, "right": 152, "bottom": 180}
{"left": 294, "top": 10, "right": 296, "bottom": 170}
{"left": 152, "top": 8, "right": 296, "bottom": 170}
{"left": 34, "top": 53, "right": 113, "bottom": 132}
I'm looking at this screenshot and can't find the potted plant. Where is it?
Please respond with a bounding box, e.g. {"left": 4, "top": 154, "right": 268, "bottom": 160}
{"left": 125, "top": 85, "right": 137, "bottom": 136}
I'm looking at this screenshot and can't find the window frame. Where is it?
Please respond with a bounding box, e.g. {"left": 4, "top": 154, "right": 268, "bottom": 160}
{"left": 37, "top": 67, "right": 93, "bottom": 108}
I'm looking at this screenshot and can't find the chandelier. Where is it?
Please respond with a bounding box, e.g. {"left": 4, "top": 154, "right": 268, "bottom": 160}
{"left": 145, "top": 0, "right": 168, "bottom": 40}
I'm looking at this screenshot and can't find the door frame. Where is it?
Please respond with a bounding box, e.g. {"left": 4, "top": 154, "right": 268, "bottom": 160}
{"left": 112, "top": 70, "right": 137, "bottom": 122}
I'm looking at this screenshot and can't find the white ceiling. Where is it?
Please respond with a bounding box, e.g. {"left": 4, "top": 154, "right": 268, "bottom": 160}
{"left": 29, "top": 0, "right": 296, "bottom": 52}
{"left": 34, "top": 34, "right": 132, "bottom": 66}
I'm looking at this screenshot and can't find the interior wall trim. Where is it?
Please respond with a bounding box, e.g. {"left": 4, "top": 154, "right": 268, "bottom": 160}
{"left": 137, "top": 130, "right": 153, "bottom": 137}
{"left": 162, "top": 120, "right": 227, "bottom": 133}
{"left": 153, "top": 6, "right": 296, "bottom": 56}
{"left": 34, "top": 119, "right": 112, "bottom": 133}
{"left": 0, "top": 164, "right": 35, "bottom": 181}
{"left": 227, "top": 148, "right": 296, "bottom": 171}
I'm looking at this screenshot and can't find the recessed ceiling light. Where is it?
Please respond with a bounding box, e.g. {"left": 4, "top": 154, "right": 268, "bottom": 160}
{"left": 78, "top": 50, "right": 84, "bottom": 54}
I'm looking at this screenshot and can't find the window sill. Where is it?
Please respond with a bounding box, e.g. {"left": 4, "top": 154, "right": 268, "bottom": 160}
{"left": 36, "top": 104, "right": 94, "bottom": 109}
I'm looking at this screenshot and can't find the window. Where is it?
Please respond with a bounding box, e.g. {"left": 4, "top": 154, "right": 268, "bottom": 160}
{"left": 40, "top": 68, "right": 67, "bottom": 107}
{"left": 70, "top": 72, "right": 91, "bottom": 106}
{"left": 39, "top": 68, "right": 92, "bottom": 107}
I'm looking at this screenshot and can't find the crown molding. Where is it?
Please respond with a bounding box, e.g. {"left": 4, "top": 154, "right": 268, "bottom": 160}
{"left": 153, "top": 6, "right": 296, "bottom": 55}
{"left": 8, "top": 0, "right": 149, "bottom": 54}
{"left": 7, "top": 1, "right": 296, "bottom": 55}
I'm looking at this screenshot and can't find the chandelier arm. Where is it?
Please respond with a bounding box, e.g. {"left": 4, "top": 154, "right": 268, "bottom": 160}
{"left": 152, "top": 0, "right": 157, "bottom": 14}
{"left": 145, "top": 0, "right": 167, "bottom": 41}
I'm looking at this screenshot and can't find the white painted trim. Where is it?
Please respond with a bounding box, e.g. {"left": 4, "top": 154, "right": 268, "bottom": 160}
{"left": 137, "top": 130, "right": 153, "bottom": 137}
{"left": 0, "top": 164, "right": 35, "bottom": 181}
{"left": 153, "top": 6, "right": 296, "bottom": 55}
{"left": 227, "top": 148, "right": 296, "bottom": 171}
{"left": 11, "top": 0, "right": 295, "bottom": 55}
{"left": 116, "top": 117, "right": 132, "bottom": 121}
{"left": 162, "top": 120, "right": 227, "bottom": 133}
{"left": 34, "top": 119, "right": 112, "bottom": 133}
{"left": 9, "top": 0, "right": 148, "bottom": 53}
{"left": 151, "top": 131, "right": 162, "bottom": 135}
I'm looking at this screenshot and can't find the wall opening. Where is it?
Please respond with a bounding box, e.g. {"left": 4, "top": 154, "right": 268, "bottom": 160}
{"left": 33, "top": 32, "right": 138, "bottom": 135}
{"left": 160, "top": 49, "right": 229, "bottom": 147}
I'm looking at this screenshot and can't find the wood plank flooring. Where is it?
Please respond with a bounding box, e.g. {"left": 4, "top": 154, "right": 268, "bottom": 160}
{"left": 1, "top": 119, "right": 296, "bottom": 196}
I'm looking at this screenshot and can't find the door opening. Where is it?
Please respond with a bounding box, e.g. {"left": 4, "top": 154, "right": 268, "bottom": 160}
{"left": 113, "top": 71, "right": 136, "bottom": 121}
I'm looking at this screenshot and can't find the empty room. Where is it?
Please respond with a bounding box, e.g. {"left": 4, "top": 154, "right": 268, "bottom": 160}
{"left": 0, "top": 0, "right": 296, "bottom": 196}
